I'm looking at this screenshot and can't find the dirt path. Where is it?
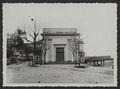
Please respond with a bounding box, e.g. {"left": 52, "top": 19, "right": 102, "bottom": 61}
{"left": 7, "top": 62, "right": 114, "bottom": 84}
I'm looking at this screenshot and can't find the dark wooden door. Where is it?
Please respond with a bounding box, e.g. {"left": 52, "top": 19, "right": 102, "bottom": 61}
{"left": 56, "top": 47, "right": 64, "bottom": 63}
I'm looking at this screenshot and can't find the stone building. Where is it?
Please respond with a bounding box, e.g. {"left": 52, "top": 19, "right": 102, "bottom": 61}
{"left": 41, "top": 28, "right": 84, "bottom": 63}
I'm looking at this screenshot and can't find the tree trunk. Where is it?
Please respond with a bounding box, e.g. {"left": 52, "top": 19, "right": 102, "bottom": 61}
{"left": 42, "top": 50, "right": 46, "bottom": 64}
{"left": 72, "top": 52, "right": 76, "bottom": 64}
{"left": 32, "top": 40, "right": 37, "bottom": 66}
{"left": 79, "top": 56, "right": 81, "bottom": 67}
{"left": 44, "top": 54, "right": 46, "bottom": 64}
{"left": 79, "top": 61, "right": 80, "bottom": 66}
{"left": 76, "top": 51, "right": 78, "bottom": 65}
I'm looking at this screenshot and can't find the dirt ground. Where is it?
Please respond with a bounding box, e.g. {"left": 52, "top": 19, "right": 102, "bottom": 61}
{"left": 7, "top": 61, "right": 114, "bottom": 84}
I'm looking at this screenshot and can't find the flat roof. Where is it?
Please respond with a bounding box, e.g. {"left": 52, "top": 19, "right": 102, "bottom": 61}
{"left": 43, "top": 28, "right": 76, "bottom": 32}
{"left": 42, "top": 28, "right": 79, "bottom": 36}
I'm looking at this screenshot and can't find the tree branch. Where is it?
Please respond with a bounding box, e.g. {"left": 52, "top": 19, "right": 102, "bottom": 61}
{"left": 36, "top": 33, "right": 39, "bottom": 36}
{"left": 22, "top": 36, "right": 32, "bottom": 43}
{"left": 29, "top": 33, "right": 34, "bottom": 38}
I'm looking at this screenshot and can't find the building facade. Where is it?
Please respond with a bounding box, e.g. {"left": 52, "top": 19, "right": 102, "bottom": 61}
{"left": 41, "top": 28, "right": 83, "bottom": 63}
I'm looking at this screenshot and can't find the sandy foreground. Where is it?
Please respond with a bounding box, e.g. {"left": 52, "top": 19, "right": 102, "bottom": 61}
{"left": 7, "top": 62, "right": 114, "bottom": 84}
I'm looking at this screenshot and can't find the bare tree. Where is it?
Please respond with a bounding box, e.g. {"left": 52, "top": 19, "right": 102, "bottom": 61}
{"left": 22, "top": 17, "right": 42, "bottom": 66}
{"left": 68, "top": 38, "right": 78, "bottom": 64}
{"left": 41, "top": 38, "right": 49, "bottom": 64}
{"left": 68, "top": 34, "right": 85, "bottom": 66}
{"left": 7, "top": 33, "right": 15, "bottom": 58}
{"left": 7, "top": 29, "right": 25, "bottom": 57}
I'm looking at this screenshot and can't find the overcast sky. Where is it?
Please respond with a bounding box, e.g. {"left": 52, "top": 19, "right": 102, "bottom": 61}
{"left": 3, "top": 3, "right": 117, "bottom": 59}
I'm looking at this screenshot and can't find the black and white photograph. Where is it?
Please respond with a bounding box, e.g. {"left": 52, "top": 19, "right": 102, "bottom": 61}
{"left": 2, "top": 3, "right": 117, "bottom": 87}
